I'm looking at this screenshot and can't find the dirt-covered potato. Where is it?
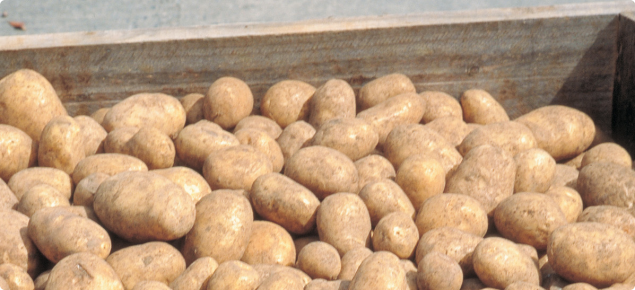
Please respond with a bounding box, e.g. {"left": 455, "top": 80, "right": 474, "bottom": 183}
{"left": 107, "top": 242, "right": 186, "bottom": 289}
{"left": 38, "top": 116, "right": 86, "bottom": 174}
{"left": 234, "top": 115, "right": 283, "bottom": 139}
{"left": 0, "top": 125, "right": 36, "bottom": 182}
{"left": 169, "top": 256, "right": 219, "bottom": 290}
{"left": 577, "top": 206, "right": 635, "bottom": 239}
{"left": 241, "top": 221, "right": 295, "bottom": 266}
{"left": 420, "top": 91, "right": 462, "bottom": 123}
{"left": 550, "top": 164, "right": 579, "bottom": 188}
{"left": 577, "top": 162, "right": 635, "bottom": 208}
{"left": 372, "top": 212, "right": 419, "bottom": 259}
{"left": 104, "top": 126, "right": 139, "bottom": 154}
{"left": 458, "top": 121, "right": 537, "bottom": 157}
{"left": 396, "top": 154, "right": 445, "bottom": 211}
{"left": 91, "top": 108, "right": 110, "bottom": 125}
{"left": 357, "top": 92, "right": 426, "bottom": 146}
{"left": 0, "top": 69, "right": 68, "bottom": 142}
{"left": 180, "top": 93, "right": 205, "bottom": 125}
{"left": 206, "top": 260, "right": 260, "bottom": 290}
{"left": 0, "top": 180, "right": 17, "bottom": 210}
{"left": 251, "top": 173, "right": 319, "bottom": 235}
{"left": 309, "top": 79, "right": 356, "bottom": 128}
{"left": 182, "top": 191, "right": 253, "bottom": 264}
{"left": 16, "top": 184, "right": 70, "bottom": 217}
{"left": 131, "top": 280, "right": 171, "bottom": 290}
{"left": 545, "top": 186, "right": 583, "bottom": 224}
{"left": 515, "top": 105, "right": 595, "bottom": 161}
{"left": 415, "top": 227, "right": 482, "bottom": 276}
{"left": 71, "top": 153, "right": 148, "bottom": 184}
{"left": 152, "top": 166, "right": 212, "bottom": 203}
{"left": 358, "top": 73, "right": 416, "bottom": 110}
{"left": 94, "top": 171, "right": 195, "bottom": 242}
{"left": 580, "top": 142, "right": 632, "bottom": 169}
{"left": 514, "top": 148, "right": 556, "bottom": 193}
{"left": 359, "top": 179, "right": 415, "bottom": 226}
{"left": 355, "top": 154, "right": 396, "bottom": 192}
{"left": 417, "top": 251, "right": 463, "bottom": 290}
{"left": 296, "top": 241, "right": 341, "bottom": 280}
{"left": 203, "top": 77, "right": 253, "bottom": 129}
{"left": 261, "top": 80, "right": 316, "bottom": 128}
{"left": 311, "top": 118, "right": 378, "bottom": 161}
{"left": 276, "top": 120, "right": 316, "bottom": 164}
{"left": 284, "top": 146, "right": 358, "bottom": 200}
{"left": 547, "top": 222, "right": 635, "bottom": 288}
{"left": 446, "top": 144, "right": 516, "bottom": 217}
{"left": 460, "top": 89, "right": 509, "bottom": 125}
{"left": 174, "top": 120, "right": 239, "bottom": 170}
{"left": 338, "top": 247, "right": 373, "bottom": 280}
{"left": 348, "top": 251, "right": 407, "bottom": 290}
{"left": 416, "top": 193, "right": 488, "bottom": 237}
{"left": 317, "top": 193, "right": 371, "bottom": 256}
{"left": 203, "top": 145, "right": 273, "bottom": 191}
{"left": 124, "top": 127, "right": 175, "bottom": 170}
{"left": 235, "top": 128, "right": 284, "bottom": 172}
{"left": 46, "top": 252, "right": 124, "bottom": 290}
{"left": 0, "top": 210, "right": 40, "bottom": 277}
{"left": 473, "top": 237, "right": 540, "bottom": 289}
{"left": 102, "top": 92, "right": 186, "bottom": 139}
{"left": 75, "top": 115, "right": 107, "bottom": 156}
{"left": 0, "top": 263, "right": 34, "bottom": 290}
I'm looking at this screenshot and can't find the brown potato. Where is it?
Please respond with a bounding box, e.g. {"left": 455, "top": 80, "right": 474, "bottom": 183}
{"left": 420, "top": 91, "right": 462, "bottom": 123}
{"left": 132, "top": 281, "right": 171, "bottom": 290}
{"left": 401, "top": 259, "right": 418, "bottom": 290}
{"left": 505, "top": 281, "right": 546, "bottom": 290}
{"left": 425, "top": 117, "right": 471, "bottom": 147}
{"left": 372, "top": 211, "right": 419, "bottom": 259}
{"left": 460, "top": 278, "right": 486, "bottom": 290}
{"left": 251, "top": 173, "right": 319, "bottom": 235}
{"left": 359, "top": 179, "right": 415, "bottom": 226}
{"left": 180, "top": 93, "right": 205, "bottom": 125}
{"left": 309, "top": 79, "right": 356, "bottom": 128}
{"left": 293, "top": 236, "right": 320, "bottom": 260}
{"left": 107, "top": 242, "right": 186, "bottom": 290}
{"left": 125, "top": 127, "right": 176, "bottom": 170}
{"left": 103, "top": 126, "right": 139, "bottom": 154}
{"left": 396, "top": 154, "right": 445, "bottom": 211}
{"left": 358, "top": 73, "right": 416, "bottom": 110}
{"left": 564, "top": 152, "right": 585, "bottom": 169}
{"left": 72, "top": 173, "right": 109, "bottom": 208}
{"left": 182, "top": 191, "right": 253, "bottom": 264}
{"left": 458, "top": 121, "right": 537, "bottom": 157}
{"left": 252, "top": 264, "right": 311, "bottom": 287}
{"left": 169, "top": 257, "right": 219, "bottom": 290}
{"left": 174, "top": 120, "right": 240, "bottom": 170}
{"left": 91, "top": 108, "right": 110, "bottom": 125}
{"left": 261, "top": 80, "right": 316, "bottom": 128}
{"left": 71, "top": 153, "right": 148, "bottom": 185}
{"left": 241, "top": 221, "right": 295, "bottom": 266}
{"left": 473, "top": 237, "right": 540, "bottom": 289}
{"left": 577, "top": 162, "right": 635, "bottom": 208}
{"left": 577, "top": 205, "right": 635, "bottom": 240}
{"left": 38, "top": 116, "right": 86, "bottom": 174}
{"left": 460, "top": 89, "right": 509, "bottom": 125}
{"left": 235, "top": 128, "right": 284, "bottom": 172}
{"left": 304, "top": 279, "right": 350, "bottom": 290}
{"left": 514, "top": 148, "right": 556, "bottom": 193}
{"left": 317, "top": 193, "right": 371, "bottom": 256}
{"left": 7, "top": 167, "right": 72, "bottom": 201}
{"left": 75, "top": 115, "right": 107, "bottom": 156}
{"left": 348, "top": 251, "right": 407, "bottom": 290}
{"left": 580, "top": 142, "right": 632, "bottom": 169}
{"left": 206, "top": 260, "right": 260, "bottom": 290}
{"left": 234, "top": 115, "right": 283, "bottom": 139}
{"left": 416, "top": 193, "right": 488, "bottom": 238}
{"left": 46, "top": 252, "right": 124, "bottom": 290}
{"left": 547, "top": 222, "right": 635, "bottom": 288}
{"left": 0, "top": 125, "right": 36, "bottom": 182}
{"left": 355, "top": 154, "right": 396, "bottom": 192}
{"left": 0, "top": 180, "right": 18, "bottom": 210}
{"left": 311, "top": 118, "right": 378, "bottom": 161}
{"left": 0, "top": 69, "right": 68, "bottom": 142}
{"left": 417, "top": 252, "right": 463, "bottom": 290}
{"left": 275, "top": 120, "right": 316, "bottom": 164}
{"left": 550, "top": 164, "right": 579, "bottom": 188}
{"left": 545, "top": 186, "right": 583, "bottom": 224}
{"left": 562, "top": 283, "right": 598, "bottom": 290}
{"left": 203, "top": 77, "right": 254, "bottom": 129}
{"left": 152, "top": 166, "right": 212, "bottom": 204}
{"left": 515, "top": 105, "right": 595, "bottom": 161}
{"left": 415, "top": 227, "right": 482, "bottom": 276}
{"left": 256, "top": 270, "right": 304, "bottom": 290}
{"left": 16, "top": 184, "right": 70, "bottom": 217}
{"left": 0, "top": 263, "right": 34, "bottom": 290}
{"left": 0, "top": 210, "right": 40, "bottom": 277}
{"left": 338, "top": 247, "right": 373, "bottom": 280}
{"left": 296, "top": 241, "right": 341, "bottom": 280}
{"left": 203, "top": 145, "right": 273, "bottom": 191}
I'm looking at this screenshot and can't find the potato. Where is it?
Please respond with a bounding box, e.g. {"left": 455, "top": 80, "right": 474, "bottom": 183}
{"left": 514, "top": 148, "right": 556, "bottom": 193}
{"left": 252, "top": 264, "right": 311, "bottom": 287}
{"left": 338, "top": 247, "right": 373, "bottom": 280}
{"left": 36, "top": 272, "right": 50, "bottom": 290}
{"left": 550, "top": 164, "right": 579, "bottom": 188}
{"left": 256, "top": 270, "right": 304, "bottom": 290}
{"left": 70, "top": 173, "right": 108, "bottom": 208}
{"left": 10, "top": 164, "right": 72, "bottom": 200}
{"left": 235, "top": 128, "right": 284, "bottom": 172}
{"left": 203, "top": 145, "right": 272, "bottom": 191}
{"left": 284, "top": 146, "right": 358, "bottom": 200}
{"left": 152, "top": 166, "right": 212, "bottom": 204}
{"left": 0, "top": 180, "right": 17, "bottom": 210}
{"left": 297, "top": 241, "right": 341, "bottom": 280}
{"left": 241, "top": 221, "right": 295, "bottom": 266}
{"left": 71, "top": 153, "right": 148, "bottom": 185}
{"left": 396, "top": 154, "right": 445, "bottom": 211}
{"left": 206, "top": 260, "right": 260, "bottom": 290}
{"left": 132, "top": 280, "right": 171, "bottom": 290}
{"left": 547, "top": 222, "right": 635, "bottom": 287}
{"left": 420, "top": 91, "right": 462, "bottom": 123}
{"left": 75, "top": 115, "right": 107, "bottom": 156}
{"left": 309, "top": 79, "right": 356, "bottom": 128}
{"left": 0, "top": 210, "right": 40, "bottom": 277}
{"left": 416, "top": 193, "right": 488, "bottom": 238}
{"left": 417, "top": 252, "right": 463, "bottom": 290}
{"left": 305, "top": 279, "right": 350, "bottom": 290}
{"left": 348, "top": 251, "right": 407, "bottom": 290}
{"left": 580, "top": 142, "right": 632, "bottom": 168}
{"left": 577, "top": 205, "right": 635, "bottom": 240}
{"left": 563, "top": 283, "right": 598, "bottom": 290}
{"left": 359, "top": 179, "right": 415, "bottom": 226}
{"left": 545, "top": 186, "right": 583, "bottom": 224}
{"left": 202, "top": 77, "right": 253, "bottom": 129}
{"left": 261, "top": 80, "right": 316, "bottom": 128}
{"left": 473, "top": 237, "right": 540, "bottom": 289}
{"left": 577, "top": 162, "right": 635, "bottom": 208}
{"left": 234, "top": 115, "right": 283, "bottom": 139}
{"left": 0, "top": 125, "right": 36, "bottom": 182}
{"left": 355, "top": 154, "right": 396, "bottom": 192}
{"left": 415, "top": 227, "right": 482, "bottom": 276}
{"left": 16, "top": 184, "right": 70, "bottom": 217}
{"left": 180, "top": 93, "right": 205, "bottom": 125}
{"left": 251, "top": 173, "right": 319, "bottom": 235}
{"left": 458, "top": 121, "right": 537, "bottom": 157}
{"left": 515, "top": 244, "right": 538, "bottom": 268}
{"left": 425, "top": 116, "right": 470, "bottom": 147}
{"left": 38, "top": 116, "right": 86, "bottom": 174}
{"left": 446, "top": 144, "right": 516, "bottom": 217}
{"left": 104, "top": 126, "right": 139, "bottom": 154}
{"left": 317, "top": 193, "right": 371, "bottom": 256}
{"left": 125, "top": 127, "right": 175, "bottom": 170}
{"left": 46, "top": 252, "right": 124, "bottom": 290}
{"left": 460, "top": 89, "right": 509, "bottom": 125}
{"left": 0, "top": 69, "right": 68, "bottom": 142}
{"left": 169, "top": 257, "right": 219, "bottom": 290}
{"left": 372, "top": 212, "right": 419, "bottom": 259}
{"left": 174, "top": 120, "right": 240, "bottom": 170}
{"left": 107, "top": 242, "right": 186, "bottom": 289}
{"left": 293, "top": 236, "right": 320, "bottom": 260}
{"left": 91, "top": 108, "right": 110, "bottom": 125}
{"left": 505, "top": 281, "right": 546, "bottom": 290}
{"left": 400, "top": 259, "right": 418, "bottom": 290}
{"left": 311, "top": 118, "right": 378, "bottom": 161}
{"left": 102, "top": 93, "right": 186, "bottom": 139}
{"left": 182, "top": 191, "right": 253, "bottom": 264}
{"left": 0, "top": 263, "right": 34, "bottom": 290}
{"left": 275, "top": 120, "right": 316, "bottom": 164}
{"left": 515, "top": 105, "right": 595, "bottom": 161}
{"left": 358, "top": 73, "right": 416, "bottom": 110}
{"left": 564, "top": 152, "right": 585, "bottom": 169}
{"left": 94, "top": 171, "right": 195, "bottom": 242}
{"left": 357, "top": 92, "right": 426, "bottom": 146}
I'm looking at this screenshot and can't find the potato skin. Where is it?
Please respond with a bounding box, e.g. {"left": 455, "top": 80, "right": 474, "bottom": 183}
{"left": 372, "top": 212, "right": 419, "bottom": 259}
{"left": 415, "top": 227, "right": 482, "bottom": 276}
{"left": 460, "top": 89, "right": 509, "bottom": 125}
{"left": 152, "top": 166, "right": 212, "bottom": 204}
{"left": 458, "top": 121, "right": 537, "bottom": 157}
{"left": 416, "top": 193, "right": 488, "bottom": 237}
{"left": 180, "top": 93, "right": 205, "bottom": 125}
{"left": 359, "top": 179, "right": 415, "bottom": 226}
{"left": 46, "top": 252, "right": 124, "bottom": 290}
{"left": 235, "top": 128, "right": 284, "bottom": 173}
{"left": 545, "top": 186, "right": 583, "bottom": 224}
{"left": 234, "top": 115, "right": 283, "bottom": 139}
{"left": 254, "top": 270, "right": 304, "bottom": 290}
{"left": 174, "top": 120, "right": 240, "bottom": 170}
{"left": 396, "top": 154, "right": 445, "bottom": 211}
{"left": 261, "top": 80, "right": 316, "bottom": 128}
{"left": 473, "top": 237, "right": 540, "bottom": 289}
{"left": 203, "top": 77, "right": 254, "bottom": 129}
{"left": 0, "top": 125, "right": 36, "bottom": 182}
{"left": 206, "top": 260, "right": 260, "bottom": 290}
{"left": 513, "top": 148, "right": 556, "bottom": 193}
{"left": 550, "top": 164, "right": 579, "bottom": 188}
{"left": 169, "top": 257, "right": 219, "bottom": 290}
{"left": 132, "top": 281, "right": 171, "bottom": 290}
{"left": 275, "top": 120, "right": 316, "bottom": 165}
{"left": 420, "top": 91, "right": 462, "bottom": 123}
{"left": 16, "top": 184, "right": 70, "bottom": 218}
{"left": 75, "top": 115, "right": 107, "bottom": 156}
{"left": 348, "top": 251, "right": 407, "bottom": 290}
{"left": 309, "top": 79, "right": 356, "bottom": 128}
{"left": 104, "top": 126, "right": 139, "bottom": 154}
{"left": 241, "top": 221, "right": 295, "bottom": 266}
{"left": 38, "top": 116, "right": 86, "bottom": 174}
{"left": 355, "top": 154, "right": 396, "bottom": 192}
{"left": 338, "top": 247, "right": 373, "bottom": 280}
{"left": 425, "top": 116, "right": 471, "bottom": 147}
{"left": 317, "top": 193, "right": 371, "bottom": 256}
{"left": 203, "top": 145, "right": 273, "bottom": 191}
{"left": 417, "top": 252, "right": 463, "bottom": 290}
{"left": 296, "top": 241, "right": 341, "bottom": 280}
{"left": 125, "top": 127, "right": 175, "bottom": 170}
{"left": 358, "top": 73, "right": 416, "bottom": 110}
{"left": 577, "top": 162, "right": 635, "bottom": 208}
{"left": 580, "top": 142, "right": 632, "bottom": 169}
{"left": 71, "top": 153, "right": 148, "bottom": 185}
{"left": 0, "top": 180, "right": 18, "bottom": 210}
{"left": 91, "top": 108, "right": 110, "bottom": 125}
{"left": 0, "top": 263, "right": 34, "bottom": 290}
{"left": 577, "top": 205, "right": 635, "bottom": 240}
{"left": 311, "top": 118, "right": 378, "bottom": 161}
{"left": 0, "top": 210, "right": 40, "bottom": 277}
{"left": 9, "top": 167, "right": 73, "bottom": 201}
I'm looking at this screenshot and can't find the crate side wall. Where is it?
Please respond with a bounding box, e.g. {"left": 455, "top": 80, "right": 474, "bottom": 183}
{"left": 613, "top": 12, "right": 635, "bottom": 153}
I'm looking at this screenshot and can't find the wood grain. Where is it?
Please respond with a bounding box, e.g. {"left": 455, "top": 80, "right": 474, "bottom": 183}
{"left": 613, "top": 11, "right": 635, "bottom": 154}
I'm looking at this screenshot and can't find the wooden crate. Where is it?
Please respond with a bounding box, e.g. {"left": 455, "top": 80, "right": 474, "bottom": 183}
{"left": 1, "top": 1, "right": 634, "bottom": 152}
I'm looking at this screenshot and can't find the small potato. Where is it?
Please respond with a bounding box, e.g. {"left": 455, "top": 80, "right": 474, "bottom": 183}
{"left": 309, "top": 79, "right": 356, "bottom": 128}
{"left": 241, "top": 221, "right": 295, "bottom": 266}
{"left": 234, "top": 115, "right": 283, "bottom": 139}
{"left": 203, "top": 145, "right": 273, "bottom": 191}
{"left": 338, "top": 247, "right": 373, "bottom": 280}
{"left": 0, "top": 210, "right": 40, "bottom": 277}
{"left": 577, "top": 162, "right": 635, "bottom": 208}
{"left": 284, "top": 146, "right": 358, "bottom": 200}
{"left": 293, "top": 236, "right": 320, "bottom": 260}
{"left": 396, "top": 154, "right": 445, "bottom": 211}
{"left": 580, "top": 142, "right": 632, "bottom": 168}
{"left": 182, "top": 191, "right": 253, "bottom": 264}
{"left": 460, "top": 89, "right": 509, "bottom": 125}
{"left": 296, "top": 241, "right": 341, "bottom": 280}
{"left": 458, "top": 121, "right": 537, "bottom": 157}
{"left": 206, "top": 260, "right": 260, "bottom": 290}
{"left": 348, "top": 251, "right": 407, "bottom": 290}
{"left": 473, "top": 237, "right": 540, "bottom": 289}
{"left": 72, "top": 173, "right": 110, "bottom": 207}
{"left": 416, "top": 193, "right": 488, "bottom": 237}
{"left": 0, "top": 263, "right": 34, "bottom": 290}
{"left": 17, "top": 184, "right": 70, "bottom": 217}
{"left": 275, "top": 120, "right": 316, "bottom": 164}
{"left": 91, "top": 108, "right": 110, "bottom": 125}
{"left": 251, "top": 173, "right": 319, "bottom": 235}
{"left": 8, "top": 167, "right": 73, "bottom": 201}
{"left": 132, "top": 281, "right": 171, "bottom": 290}
{"left": 550, "top": 164, "right": 579, "bottom": 188}
{"left": 420, "top": 91, "right": 462, "bottom": 123}
{"left": 125, "top": 127, "right": 176, "bottom": 170}
{"left": 169, "top": 257, "right": 219, "bottom": 290}
{"left": 174, "top": 120, "right": 240, "bottom": 170}
{"left": 102, "top": 92, "right": 186, "bottom": 139}
{"left": 505, "top": 281, "right": 546, "bottom": 290}
{"left": 577, "top": 206, "right": 635, "bottom": 240}
{"left": 425, "top": 117, "right": 471, "bottom": 147}
{"left": 104, "top": 126, "right": 139, "bottom": 154}
{"left": 415, "top": 227, "right": 482, "bottom": 276}
{"left": 545, "top": 186, "right": 583, "bottom": 224}
{"left": 46, "top": 252, "right": 124, "bottom": 290}
{"left": 256, "top": 270, "right": 304, "bottom": 290}
{"left": 311, "top": 118, "right": 378, "bottom": 161}
{"left": 38, "top": 116, "right": 86, "bottom": 174}
{"left": 106, "top": 242, "right": 186, "bottom": 290}
{"left": 317, "top": 193, "right": 371, "bottom": 256}
{"left": 75, "top": 115, "right": 107, "bottom": 156}
{"left": 359, "top": 179, "right": 415, "bottom": 226}
{"left": 152, "top": 166, "right": 212, "bottom": 204}
{"left": 548, "top": 222, "right": 635, "bottom": 288}
{"left": 180, "top": 93, "right": 205, "bottom": 125}
{"left": 71, "top": 153, "right": 148, "bottom": 185}
{"left": 358, "top": 73, "right": 416, "bottom": 110}
{"left": 372, "top": 212, "right": 419, "bottom": 259}
{"left": 355, "top": 154, "right": 396, "bottom": 192}
{"left": 235, "top": 128, "right": 284, "bottom": 172}
{"left": 261, "top": 80, "right": 316, "bottom": 128}
{"left": 203, "top": 77, "right": 253, "bottom": 129}
{"left": 0, "top": 180, "right": 17, "bottom": 210}
{"left": 515, "top": 105, "right": 595, "bottom": 161}
{"left": 417, "top": 252, "right": 463, "bottom": 290}
{"left": 0, "top": 125, "right": 36, "bottom": 182}
{"left": 514, "top": 148, "right": 556, "bottom": 193}
{"left": 357, "top": 92, "right": 426, "bottom": 146}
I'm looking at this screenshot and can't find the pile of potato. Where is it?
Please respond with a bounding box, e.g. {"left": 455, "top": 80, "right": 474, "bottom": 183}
{"left": 1, "top": 68, "right": 634, "bottom": 290}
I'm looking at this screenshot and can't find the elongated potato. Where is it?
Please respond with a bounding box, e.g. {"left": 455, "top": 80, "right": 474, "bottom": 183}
{"left": 235, "top": 128, "right": 284, "bottom": 173}
{"left": 309, "top": 79, "right": 356, "bottom": 128}
{"left": 577, "top": 162, "right": 635, "bottom": 208}
{"left": 359, "top": 179, "right": 415, "bottom": 226}
{"left": 396, "top": 154, "right": 445, "bottom": 211}
{"left": 577, "top": 205, "right": 635, "bottom": 240}
{"left": 169, "top": 257, "right": 219, "bottom": 290}
{"left": 317, "top": 193, "right": 371, "bottom": 256}
{"left": 152, "top": 166, "right": 212, "bottom": 203}
{"left": 276, "top": 120, "right": 316, "bottom": 165}
{"left": 16, "top": 184, "right": 70, "bottom": 218}
{"left": 458, "top": 121, "right": 537, "bottom": 157}
{"left": 253, "top": 270, "right": 304, "bottom": 290}
{"left": 234, "top": 115, "right": 283, "bottom": 139}
{"left": 180, "top": 93, "right": 205, "bottom": 125}
{"left": 261, "top": 80, "right": 316, "bottom": 128}
{"left": 460, "top": 89, "right": 509, "bottom": 125}
{"left": 252, "top": 264, "right": 311, "bottom": 287}
{"left": 338, "top": 247, "right": 373, "bottom": 280}
{"left": 311, "top": 118, "right": 378, "bottom": 161}
{"left": 174, "top": 120, "right": 240, "bottom": 170}
{"left": 241, "top": 221, "right": 295, "bottom": 266}
{"left": 358, "top": 73, "right": 416, "bottom": 110}
{"left": 473, "top": 237, "right": 540, "bottom": 289}
{"left": 0, "top": 125, "right": 36, "bottom": 182}
{"left": 203, "top": 145, "right": 273, "bottom": 191}
{"left": 297, "top": 241, "right": 341, "bottom": 280}
{"left": 203, "top": 77, "right": 254, "bottom": 129}
{"left": 416, "top": 193, "right": 488, "bottom": 238}
{"left": 420, "top": 91, "right": 462, "bottom": 123}
{"left": 71, "top": 153, "right": 148, "bottom": 185}
{"left": 8, "top": 167, "right": 73, "bottom": 200}
{"left": 348, "top": 251, "right": 407, "bottom": 290}
{"left": 355, "top": 154, "right": 396, "bottom": 192}
{"left": 415, "top": 227, "right": 482, "bottom": 276}
{"left": 514, "top": 148, "right": 556, "bottom": 193}
{"left": 373, "top": 212, "right": 419, "bottom": 259}
{"left": 0, "top": 210, "right": 40, "bottom": 277}
{"left": 38, "top": 116, "right": 86, "bottom": 174}
{"left": 206, "top": 260, "right": 260, "bottom": 290}
{"left": 75, "top": 115, "right": 107, "bottom": 156}
{"left": 580, "top": 142, "right": 632, "bottom": 169}
{"left": 46, "top": 252, "right": 124, "bottom": 290}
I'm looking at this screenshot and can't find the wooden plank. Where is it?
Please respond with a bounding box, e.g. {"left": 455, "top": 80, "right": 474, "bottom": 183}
{"left": 613, "top": 11, "right": 635, "bottom": 154}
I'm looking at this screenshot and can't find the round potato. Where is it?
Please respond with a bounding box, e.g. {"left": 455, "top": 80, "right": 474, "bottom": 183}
{"left": 91, "top": 108, "right": 110, "bottom": 125}
{"left": 75, "top": 115, "right": 107, "bottom": 156}
{"left": 359, "top": 179, "right": 415, "bottom": 226}
{"left": 338, "top": 247, "right": 373, "bottom": 280}
{"left": 152, "top": 166, "right": 212, "bottom": 203}
{"left": 169, "top": 257, "right": 219, "bottom": 290}
{"left": 235, "top": 128, "right": 284, "bottom": 172}
{"left": 293, "top": 236, "right": 320, "bottom": 260}
{"left": 309, "top": 79, "right": 356, "bottom": 128}
{"left": 180, "top": 93, "right": 205, "bottom": 125}
{"left": 355, "top": 154, "right": 396, "bottom": 192}
{"left": 46, "top": 252, "right": 124, "bottom": 290}
{"left": 275, "top": 120, "right": 316, "bottom": 164}
{"left": 311, "top": 118, "right": 378, "bottom": 161}
{"left": 473, "top": 237, "right": 540, "bottom": 289}
{"left": 234, "top": 115, "right": 283, "bottom": 139}
{"left": 372, "top": 212, "right": 419, "bottom": 259}
{"left": 514, "top": 148, "right": 556, "bottom": 193}
{"left": 577, "top": 205, "right": 635, "bottom": 240}
{"left": 420, "top": 91, "right": 462, "bottom": 123}
{"left": 458, "top": 121, "right": 537, "bottom": 157}
{"left": 0, "top": 210, "right": 40, "bottom": 277}
{"left": 580, "top": 142, "right": 632, "bottom": 169}
{"left": 0, "top": 125, "right": 36, "bottom": 182}
{"left": 261, "top": 80, "right": 316, "bottom": 128}
{"left": 358, "top": 73, "right": 416, "bottom": 110}
{"left": 0, "top": 180, "right": 18, "bottom": 210}
{"left": 103, "top": 126, "right": 139, "bottom": 154}
{"left": 132, "top": 280, "right": 171, "bottom": 290}
{"left": 174, "top": 120, "right": 240, "bottom": 170}
{"left": 545, "top": 186, "right": 583, "bottom": 224}
{"left": 415, "top": 227, "right": 482, "bottom": 276}
{"left": 72, "top": 172, "right": 109, "bottom": 208}
{"left": 460, "top": 89, "right": 509, "bottom": 125}
{"left": 396, "top": 154, "right": 445, "bottom": 211}
{"left": 16, "top": 184, "right": 70, "bottom": 217}
{"left": 71, "top": 153, "right": 148, "bottom": 185}
{"left": 8, "top": 167, "right": 72, "bottom": 201}
{"left": 297, "top": 241, "right": 341, "bottom": 280}
{"left": 241, "top": 221, "right": 295, "bottom": 266}
{"left": 577, "top": 162, "right": 635, "bottom": 208}
{"left": 550, "top": 164, "right": 579, "bottom": 188}
{"left": 203, "top": 77, "right": 253, "bottom": 129}
{"left": 348, "top": 251, "right": 407, "bottom": 290}
{"left": 125, "top": 127, "right": 175, "bottom": 170}
{"left": 38, "top": 116, "right": 86, "bottom": 174}
{"left": 0, "top": 263, "right": 34, "bottom": 290}
{"left": 203, "top": 145, "right": 273, "bottom": 191}
{"left": 417, "top": 252, "right": 463, "bottom": 290}
{"left": 416, "top": 193, "right": 488, "bottom": 237}
{"left": 317, "top": 193, "right": 371, "bottom": 256}
{"left": 206, "top": 260, "right": 260, "bottom": 290}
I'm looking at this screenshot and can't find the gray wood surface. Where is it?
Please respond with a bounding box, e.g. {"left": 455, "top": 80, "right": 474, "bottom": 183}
{"left": 613, "top": 11, "right": 635, "bottom": 153}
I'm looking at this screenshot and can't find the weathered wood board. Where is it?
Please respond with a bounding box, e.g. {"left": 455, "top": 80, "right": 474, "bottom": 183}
{"left": 613, "top": 11, "right": 635, "bottom": 154}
